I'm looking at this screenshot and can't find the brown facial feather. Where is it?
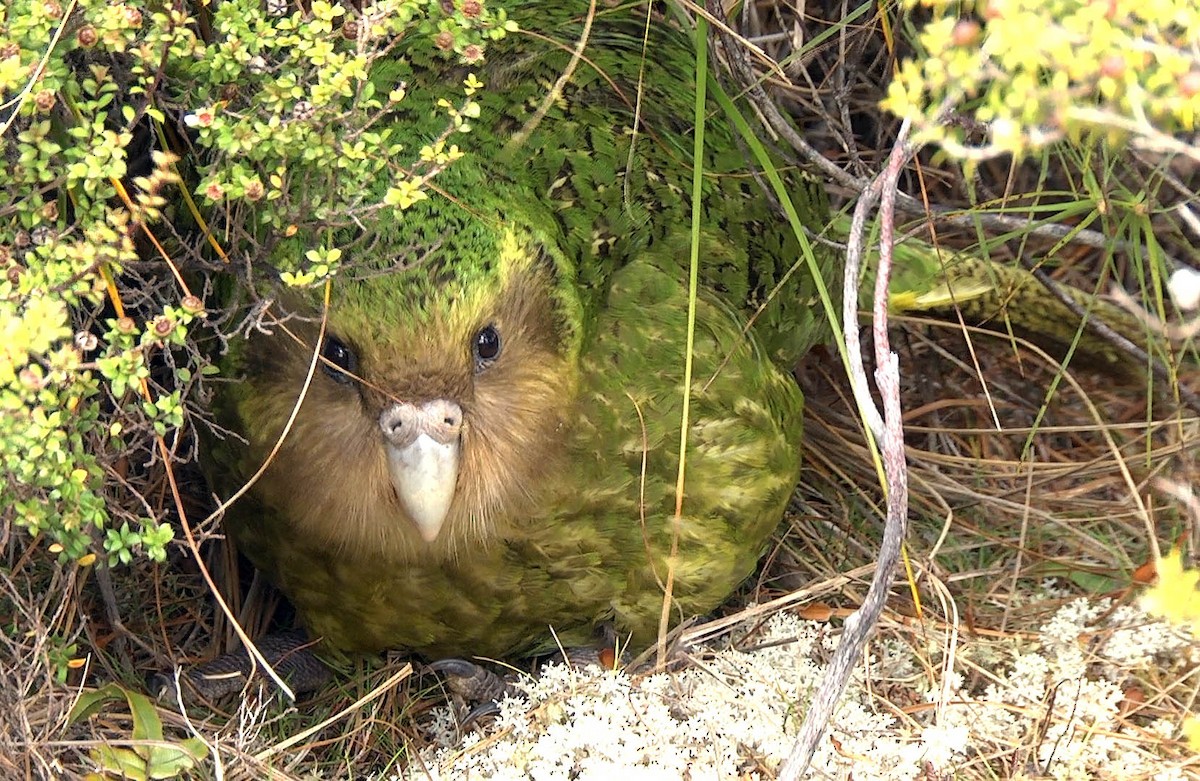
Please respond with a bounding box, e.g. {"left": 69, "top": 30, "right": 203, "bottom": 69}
{"left": 238, "top": 244, "right": 578, "bottom": 563}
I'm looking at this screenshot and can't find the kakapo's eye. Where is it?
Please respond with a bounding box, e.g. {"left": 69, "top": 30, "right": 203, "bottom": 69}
{"left": 472, "top": 324, "right": 502, "bottom": 370}
{"left": 321, "top": 335, "right": 358, "bottom": 384}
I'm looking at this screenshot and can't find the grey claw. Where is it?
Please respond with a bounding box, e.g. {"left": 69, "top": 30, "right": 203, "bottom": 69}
{"left": 463, "top": 699, "right": 502, "bottom": 728}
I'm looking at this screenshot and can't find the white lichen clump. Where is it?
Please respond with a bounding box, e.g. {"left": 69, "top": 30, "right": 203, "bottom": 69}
{"left": 393, "top": 599, "right": 1193, "bottom": 780}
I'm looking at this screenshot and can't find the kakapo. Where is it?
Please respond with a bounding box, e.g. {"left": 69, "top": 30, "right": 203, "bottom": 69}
{"left": 204, "top": 0, "right": 838, "bottom": 661}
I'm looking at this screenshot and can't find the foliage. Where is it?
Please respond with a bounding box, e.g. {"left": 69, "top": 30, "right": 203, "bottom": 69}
{"left": 69, "top": 683, "right": 209, "bottom": 779}
{"left": 171, "top": 0, "right": 510, "bottom": 285}
{"left": 1, "top": 0, "right": 203, "bottom": 565}
{"left": 884, "top": 0, "right": 1200, "bottom": 160}
{"left": 0, "top": 0, "right": 511, "bottom": 565}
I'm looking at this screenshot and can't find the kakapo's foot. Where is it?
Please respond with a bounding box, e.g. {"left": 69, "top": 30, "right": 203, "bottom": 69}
{"left": 151, "top": 627, "right": 332, "bottom": 702}
{"left": 427, "top": 626, "right": 625, "bottom": 720}
{"left": 427, "top": 658, "right": 518, "bottom": 723}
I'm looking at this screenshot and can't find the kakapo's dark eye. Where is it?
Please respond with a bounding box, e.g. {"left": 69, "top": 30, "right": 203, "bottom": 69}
{"left": 472, "top": 324, "right": 502, "bottom": 370}
{"left": 321, "top": 335, "right": 358, "bottom": 384}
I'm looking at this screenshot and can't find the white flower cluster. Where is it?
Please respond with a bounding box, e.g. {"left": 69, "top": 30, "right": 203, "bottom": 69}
{"left": 389, "top": 600, "right": 1192, "bottom": 780}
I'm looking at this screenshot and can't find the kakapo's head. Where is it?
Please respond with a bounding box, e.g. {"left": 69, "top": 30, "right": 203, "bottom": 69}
{"left": 235, "top": 213, "right": 585, "bottom": 558}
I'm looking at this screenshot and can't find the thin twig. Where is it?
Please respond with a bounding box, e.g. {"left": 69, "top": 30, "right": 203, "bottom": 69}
{"left": 777, "top": 120, "right": 914, "bottom": 781}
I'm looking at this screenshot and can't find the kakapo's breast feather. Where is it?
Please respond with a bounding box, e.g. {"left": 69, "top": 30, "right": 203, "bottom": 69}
{"left": 211, "top": 1, "right": 838, "bottom": 658}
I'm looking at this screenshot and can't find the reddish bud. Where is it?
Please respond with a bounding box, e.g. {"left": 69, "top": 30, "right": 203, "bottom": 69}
{"left": 1180, "top": 71, "right": 1200, "bottom": 98}
{"left": 1099, "top": 54, "right": 1125, "bottom": 79}
{"left": 34, "top": 89, "right": 55, "bottom": 112}
{"left": 76, "top": 25, "right": 98, "bottom": 48}
{"left": 19, "top": 368, "right": 44, "bottom": 390}
{"left": 951, "top": 19, "right": 981, "bottom": 47}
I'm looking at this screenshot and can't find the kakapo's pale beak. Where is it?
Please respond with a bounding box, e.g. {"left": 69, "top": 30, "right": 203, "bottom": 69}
{"left": 378, "top": 400, "right": 462, "bottom": 543}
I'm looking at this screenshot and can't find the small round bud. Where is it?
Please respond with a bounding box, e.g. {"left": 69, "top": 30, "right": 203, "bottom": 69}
{"left": 75, "top": 331, "right": 99, "bottom": 352}
{"left": 951, "top": 19, "right": 980, "bottom": 47}
{"left": 341, "top": 19, "right": 359, "bottom": 40}
{"left": 122, "top": 5, "right": 143, "bottom": 28}
{"left": 7, "top": 264, "right": 24, "bottom": 284}
{"left": 153, "top": 316, "right": 174, "bottom": 337}
{"left": 460, "top": 0, "right": 482, "bottom": 18}
{"left": 31, "top": 226, "right": 54, "bottom": 245}
{"left": 243, "top": 179, "right": 265, "bottom": 201}
{"left": 1180, "top": 71, "right": 1200, "bottom": 99}
{"left": 116, "top": 316, "right": 137, "bottom": 335}
{"left": 19, "top": 367, "right": 44, "bottom": 390}
{"left": 434, "top": 31, "right": 454, "bottom": 51}
{"left": 291, "top": 100, "right": 315, "bottom": 121}
{"left": 204, "top": 181, "right": 224, "bottom": 200}
{"left": 34, "top": 89, "right": 55, "bottom": 112}
{"left": 0, "top": 42, "right": 19, "bottom": 60}
{"left": 462, "top": 44, "right": 483, "bottom": 63}
{"left": 1099, "top": 54, "right": 1125, "bottom": 79}
{"left": 76, "top": 25, "right": 98, "bottom": 48}
{"left": 41, "top": 201, "right": 59, "bottom": 222}
{"left": 42, "top": 1, "right": 63, "bottom": 19}
{"left": 13, "top": 230, "right": 31, "bottom": 249}
{"left": 180, "top": 295, "right": 205, "bottom": 315}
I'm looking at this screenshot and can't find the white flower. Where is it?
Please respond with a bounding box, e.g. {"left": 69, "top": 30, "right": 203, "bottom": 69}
{"left": 1168, "top": 267, "right": 1200, "bottom": 311}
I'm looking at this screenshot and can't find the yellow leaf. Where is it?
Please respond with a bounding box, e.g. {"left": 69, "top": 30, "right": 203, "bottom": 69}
{"left": 1140, "top": 550, "right": 1200, "bottom": 626}
{"left": 1183, "top": 716, "right": 1200, "bottom": 749}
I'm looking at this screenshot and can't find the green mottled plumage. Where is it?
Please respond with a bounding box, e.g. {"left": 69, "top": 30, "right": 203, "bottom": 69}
{"left": 209, "top": 2, "right": 837, "bottom": 659}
